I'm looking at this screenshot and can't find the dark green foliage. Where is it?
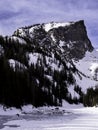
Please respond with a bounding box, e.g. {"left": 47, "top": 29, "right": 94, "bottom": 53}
{"left": 0, "top": 35, "right": 5, "bottom": 45}
{"left": 83, "top": 87, "right": 98, "bottom": 107}
{"left": 0, "top": 34, "right": 83, "bottom": 108}
{"left": 0, "top": 56, "right": 32, "bottom": 108}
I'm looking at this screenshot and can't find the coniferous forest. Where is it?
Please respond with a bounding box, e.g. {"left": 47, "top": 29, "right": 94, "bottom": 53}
{"left": 0, "top": 35, "right": 84, "bottom": 108}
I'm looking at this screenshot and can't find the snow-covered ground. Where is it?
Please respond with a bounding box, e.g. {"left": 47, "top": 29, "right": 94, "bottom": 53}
{"left": 1, "top": 103, "right": 98, "bottom": 130}
{"left": 75, "top": 50, "right": 98, "bottom": 79}
{"left": 74, "top": 49, "right": 98, "bottom": 92}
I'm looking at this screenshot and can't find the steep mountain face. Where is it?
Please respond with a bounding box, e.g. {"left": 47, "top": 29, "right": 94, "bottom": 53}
{"left": 0, "top": 20, "right": 96, "bottom": 108}
{"left": 13, "top": 20, "right": 93, "bottom": 59}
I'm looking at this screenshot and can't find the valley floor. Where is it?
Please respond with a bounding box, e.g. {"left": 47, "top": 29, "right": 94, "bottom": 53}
{"left": 0, "top": 104, "right": 98, "bottom": 130}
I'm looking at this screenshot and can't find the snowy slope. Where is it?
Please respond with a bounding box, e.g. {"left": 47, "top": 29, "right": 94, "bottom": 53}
{"left": 74, "top": 49, "right": 98, "bottom": 92}
{"left": 75, "top": 50, "right": 98, "bottom": 78}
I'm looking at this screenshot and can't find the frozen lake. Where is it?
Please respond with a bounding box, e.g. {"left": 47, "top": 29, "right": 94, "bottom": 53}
{"left": 0, "top": 105, "right": 98, "bottom": 130}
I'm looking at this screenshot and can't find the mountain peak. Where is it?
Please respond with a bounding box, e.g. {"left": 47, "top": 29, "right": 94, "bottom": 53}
{"left": 43, "top": 21, "right": 74, "bottom": 32}
{"left": 13, "top": 20, "right": 93, "bottom": 59}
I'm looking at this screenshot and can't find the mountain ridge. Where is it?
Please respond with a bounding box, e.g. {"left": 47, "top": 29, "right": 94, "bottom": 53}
{"left": 0, "top": 20, "right": 97, "bottom": 108}
{"left": 12, "top": 20, "right": 93, "bottom": 59}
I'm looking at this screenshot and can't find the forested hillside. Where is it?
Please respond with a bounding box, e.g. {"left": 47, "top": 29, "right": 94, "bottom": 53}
{"left": 0, "top": 20, "right": 96, "bottom": 108}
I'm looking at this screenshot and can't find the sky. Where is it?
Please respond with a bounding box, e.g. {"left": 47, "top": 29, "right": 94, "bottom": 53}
{"left": 0, "top": 0, "right": 98, "bottom": 47}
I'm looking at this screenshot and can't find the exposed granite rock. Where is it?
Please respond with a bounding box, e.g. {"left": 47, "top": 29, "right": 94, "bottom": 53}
{"left": 13, "top": 20, "right": 93, "bottom": 60}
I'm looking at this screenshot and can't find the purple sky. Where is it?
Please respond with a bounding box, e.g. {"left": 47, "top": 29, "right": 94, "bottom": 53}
{"left": 0, "top": 0, "right": 98, "bottom": 47}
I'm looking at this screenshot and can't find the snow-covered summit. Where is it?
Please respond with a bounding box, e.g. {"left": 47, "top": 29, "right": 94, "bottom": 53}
{"left": 43, "top": 21, "right": 74, "bottom": 32}
{"left": 14, "top": 20, "right": 73, "bottom": 35}
{"left": 13, "top": 20, "right": 93, "bottom": 60}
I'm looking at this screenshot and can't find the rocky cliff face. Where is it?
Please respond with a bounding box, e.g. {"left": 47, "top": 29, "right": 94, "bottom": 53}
{"left": 13, "top": 20, "right": 93, "bottom": 59}
{"left": 48, "top": 20, "right": 93, "bottom": 59}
